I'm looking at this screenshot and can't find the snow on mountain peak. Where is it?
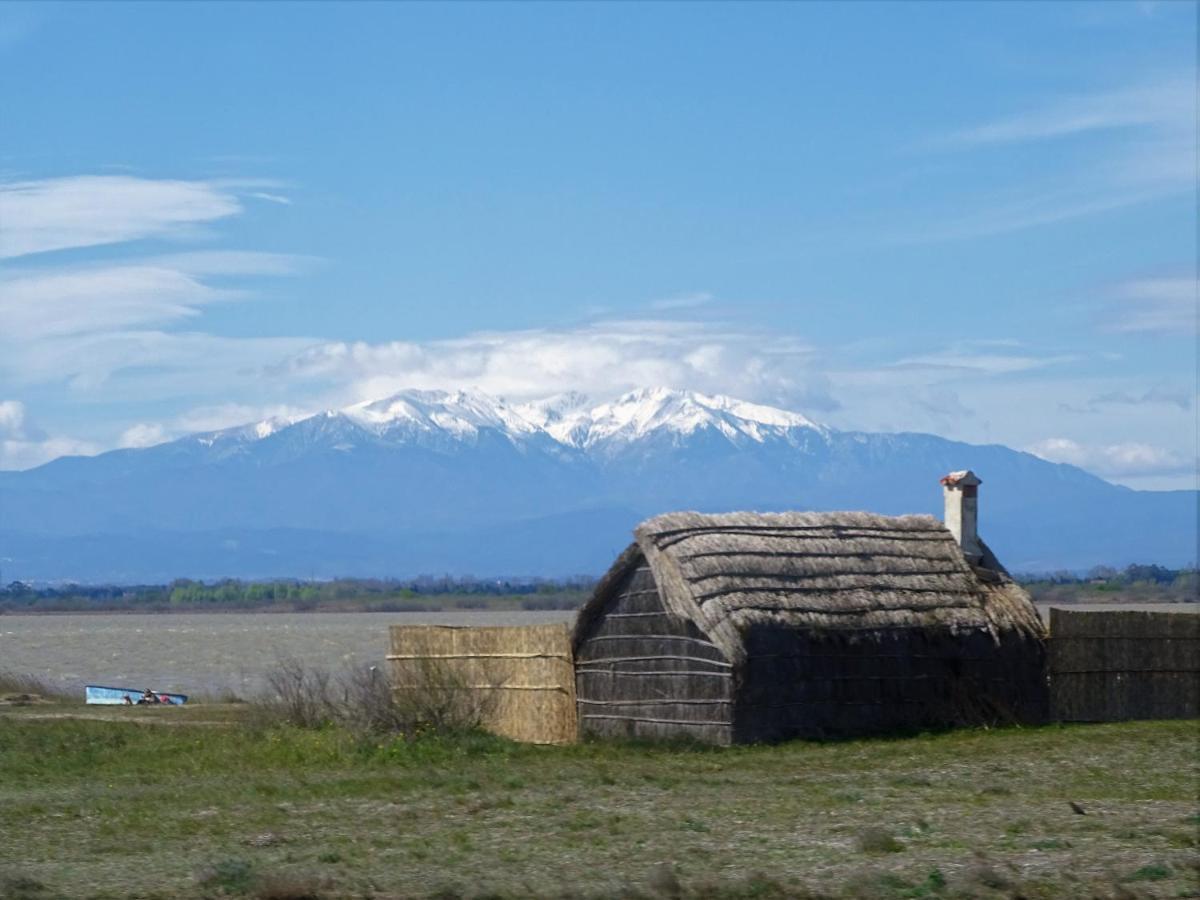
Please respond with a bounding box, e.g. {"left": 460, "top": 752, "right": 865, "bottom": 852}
{"left": 205, "top": 386, "right": 823, "bottom": 453}
{"left": 344, "top": 388, "right": 538, "bottom": 437}
{"left": 574, "top": 387, "right": 822, "bottom": 447}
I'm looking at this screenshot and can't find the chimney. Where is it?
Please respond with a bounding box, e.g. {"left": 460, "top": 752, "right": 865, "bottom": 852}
{"left": 940, "top": 470, "right": 983, "bottom": 562}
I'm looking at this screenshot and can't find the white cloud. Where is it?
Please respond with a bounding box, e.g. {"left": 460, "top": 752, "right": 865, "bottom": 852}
{"left": 1026, "top": 437, "right": 1191, "bottom": 479}
{"left": 277, "top": 319, "right": 839, "bottom": 413}
{"left": 0, "top": 176, "right": 243, "bottom": 258}
{"left": 172, "top": 402, "right": 308, "bottom": 434}
{"left": 0, "top": 399, "right": 29, "bottom": 438}
{"left": 0, "top": 399, "right": 98, "bottom": 470}
{"left": 118, "top": 423, "right": 169, "bottom": 449}
{"left": 1104, "top": 276, "right": 1197, "bottom": 335}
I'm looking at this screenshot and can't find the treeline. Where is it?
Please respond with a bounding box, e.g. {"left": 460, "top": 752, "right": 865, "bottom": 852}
{"left": 0, "top": 575, "right": 595, "bottom": 614}
{"left": 2, "top": 564, "right": 1194, "bottom": 614}
{"left": 1017, "top": 564, "right": 1197, "bottom": 606}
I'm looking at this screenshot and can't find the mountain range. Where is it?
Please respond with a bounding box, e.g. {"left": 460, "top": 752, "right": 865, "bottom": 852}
{"left": 1, "top": 387, "right": 1194, "bottom": 582}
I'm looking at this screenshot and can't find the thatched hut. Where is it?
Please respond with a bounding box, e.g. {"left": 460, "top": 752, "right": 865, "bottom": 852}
{"left": 572, "top": 471, "right": 1048, "bottom": 745}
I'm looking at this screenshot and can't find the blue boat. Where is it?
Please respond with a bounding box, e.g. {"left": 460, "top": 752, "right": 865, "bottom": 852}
{"left": 85, "top": 684, "right": 188, "bottom": 705}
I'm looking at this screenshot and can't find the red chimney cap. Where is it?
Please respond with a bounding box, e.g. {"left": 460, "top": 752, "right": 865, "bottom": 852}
{"left": 940, "top": 470, "right": 981, "bottom": 487}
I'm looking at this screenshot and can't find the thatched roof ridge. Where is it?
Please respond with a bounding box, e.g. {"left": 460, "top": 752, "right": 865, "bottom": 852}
{"left": 574, "top": 510, "right": 1045, "bottom": 667}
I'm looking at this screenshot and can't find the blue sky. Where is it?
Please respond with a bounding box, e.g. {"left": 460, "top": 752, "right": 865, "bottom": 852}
{"left": 0, "top": 0, "right": 1195, "bottom": 488}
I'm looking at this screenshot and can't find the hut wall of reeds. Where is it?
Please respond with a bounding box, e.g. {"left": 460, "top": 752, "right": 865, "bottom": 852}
{"left": 573, "top": 511, "right": 1048, "bottom": 745}
{"left": 1049, "top": 608, "right": 1199, "bottom": 722}
{"left": 388, "top": 623, "right": 577, "bottom": 744}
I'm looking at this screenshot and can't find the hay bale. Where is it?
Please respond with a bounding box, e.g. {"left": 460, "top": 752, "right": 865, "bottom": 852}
{"left": 388, "top": 623, "right": 577, "bottom": 744}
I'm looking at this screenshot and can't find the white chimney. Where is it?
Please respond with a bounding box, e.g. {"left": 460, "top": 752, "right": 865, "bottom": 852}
{"left": 940, "top": 470, "right": 983, "bottom": 562}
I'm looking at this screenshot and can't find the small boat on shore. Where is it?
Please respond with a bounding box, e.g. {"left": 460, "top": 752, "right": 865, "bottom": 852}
{"left": 85, "top": 685, "right": 188, "bottom": 705}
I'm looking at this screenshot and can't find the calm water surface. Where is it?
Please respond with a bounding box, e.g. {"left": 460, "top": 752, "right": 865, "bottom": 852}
{"left": 0, "top": 610, "right": 574, "bottom": 698}
{"left": 1, "top": 604, "right": 1193, "bottom": 700}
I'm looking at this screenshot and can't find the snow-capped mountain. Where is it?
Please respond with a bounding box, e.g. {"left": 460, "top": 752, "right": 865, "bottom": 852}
{"left": 1, "top": 387, "right": 1194, "bottom": 581}
{"left": 199, "top": 386, "right": 828, "bottom": 454}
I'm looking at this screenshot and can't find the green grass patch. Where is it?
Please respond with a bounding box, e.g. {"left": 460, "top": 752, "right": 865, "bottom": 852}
{"left": 0, "top": 711, "right": 1194, "bottom": 898}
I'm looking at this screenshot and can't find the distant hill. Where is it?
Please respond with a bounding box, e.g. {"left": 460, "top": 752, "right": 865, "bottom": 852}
{"left": 1, "top": 387, "right": 1194, "bottom": 582}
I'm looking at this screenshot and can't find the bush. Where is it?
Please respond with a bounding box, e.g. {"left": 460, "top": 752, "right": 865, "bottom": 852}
{"left": 252, "top": 657, "right": 497, "bottom": 738}
{"left": 856, "top": 827, "right": 905, "bottom": 853}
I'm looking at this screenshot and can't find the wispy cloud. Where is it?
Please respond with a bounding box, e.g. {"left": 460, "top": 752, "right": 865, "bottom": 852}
{"left": 887, "top": 344, "right": 1076, "bottom": 376}
{"left": 0, "top": 175, "right": 243, "bottom": 258}
{"left": 649, "top": 291, "right": 715, "bottom": 311}
{"left": 0, "top": 251, "right": 309, "bottom": 341}
{"left": 909, "top": 75, "right": 1195, "bottom": 242}
{"left": 1088, "top": 383, "right": 1194, "bottom": 411}
{"left": 936, "top": 78, "right": 1191, "bottom": 148}
{"left": 1103, "top": 276, "right": 1197, "bottom": 335}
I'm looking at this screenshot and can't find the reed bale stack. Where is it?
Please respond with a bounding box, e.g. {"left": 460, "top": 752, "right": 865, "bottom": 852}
{"left": 1049, "top": 608, "right": 1199, "bottom": 722}
{"left": 388, "top": 623, "right": 577, "bottom": 744}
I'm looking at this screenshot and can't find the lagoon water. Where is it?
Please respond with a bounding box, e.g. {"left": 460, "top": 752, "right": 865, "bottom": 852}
{"left": 1, "top": 603, "right": 1193, "bottom": 700}
{"left": 0, "top": 610, "right": 575, "bottom": 699}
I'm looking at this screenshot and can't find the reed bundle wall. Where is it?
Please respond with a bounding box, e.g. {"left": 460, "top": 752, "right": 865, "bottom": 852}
{"left": 574, "top": 557, "right": 735, "bottom": 745}
{"left": 388, "top": 623, "right": 577, "bottom": 744}
{"left": 1049, "top": 608, "right": 1199, "bottom": 722}
{"left": 735, "top": 623, "right": 1046, "bottom": 742}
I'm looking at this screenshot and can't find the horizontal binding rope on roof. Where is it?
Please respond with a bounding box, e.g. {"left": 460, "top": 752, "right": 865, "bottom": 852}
{"left": 694, "top": 584, "right": 983, "bottom": 601}
{"left": 679, "top": 549, "right": 963, "bottom": 563}
{"left": 684, "top": 567, "right": 969, "bottom": 585}
{"left": 388, "top": 654, "right": 570, "bottom": 663}
{"left": 654, "top": 529, "right": 954, "bottom": 549}
{"left": 647, "top": 522, "right": 950, "bottom": 538}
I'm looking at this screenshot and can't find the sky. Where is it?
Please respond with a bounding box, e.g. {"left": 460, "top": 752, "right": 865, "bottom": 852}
{"left": 0, "top": 0, "right": 1195, "bottom": 489}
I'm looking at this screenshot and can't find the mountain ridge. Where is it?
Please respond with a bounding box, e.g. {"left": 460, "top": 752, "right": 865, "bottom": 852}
{"left": 0, "top": 387, "right": 1193, "bottom": 581}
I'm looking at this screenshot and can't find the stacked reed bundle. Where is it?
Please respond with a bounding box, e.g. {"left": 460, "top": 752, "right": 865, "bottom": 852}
{"left": 388, "top": 623, "right": 577, "bottom": 744}
{"left": 1050, "top": 608, "right": 1199, "bottom": 722}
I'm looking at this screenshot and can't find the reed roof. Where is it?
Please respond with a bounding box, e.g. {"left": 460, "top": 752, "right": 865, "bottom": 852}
{"left": 575, "top": 510, "right": 1046, "bottom": 666}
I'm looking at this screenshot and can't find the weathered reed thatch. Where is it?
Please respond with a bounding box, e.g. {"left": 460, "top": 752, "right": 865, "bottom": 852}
{"left": 573, "top": 511, "right": 1048, "bottom": 745}
{"left": 388, "top": 624, "right": 576, "bottom": 744}
{"left": 1049, "top": 608, "right": 1199, "bottom": 722}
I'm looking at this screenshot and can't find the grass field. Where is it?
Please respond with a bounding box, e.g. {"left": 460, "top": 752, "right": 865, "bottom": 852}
{"left": 0, "top": 704, "right": 1196, "bottom": 900}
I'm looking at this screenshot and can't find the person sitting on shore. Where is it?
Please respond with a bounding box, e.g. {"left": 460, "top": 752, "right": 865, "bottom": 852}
{"left": 138, "top": 688, "right": 156, "bottom": 705}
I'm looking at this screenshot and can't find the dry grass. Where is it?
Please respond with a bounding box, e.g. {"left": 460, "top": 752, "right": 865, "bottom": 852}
{"left": 252, "top": 657, "right": 495, "bottom": 737}
{"left": 0, "top": 711, "right": 1195, "bottom": 899}
{"left": 0, "top": 670, "right": 71, "bottom": 704}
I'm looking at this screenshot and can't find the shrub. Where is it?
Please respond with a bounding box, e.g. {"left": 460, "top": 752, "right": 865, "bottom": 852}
{"left": 856, "top": 827, "right": 905, "bottom": 853}
{"left": 1125, "top": 864, "right": 1171, "bottom": 882}
{"left": 252, "top": 657, "right": 497, "bottom": 738}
